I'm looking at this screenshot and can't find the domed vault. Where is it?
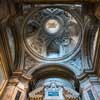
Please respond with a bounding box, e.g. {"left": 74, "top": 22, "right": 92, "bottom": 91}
{"left": 22, "top": 7, "right": 82, "bottom": 62}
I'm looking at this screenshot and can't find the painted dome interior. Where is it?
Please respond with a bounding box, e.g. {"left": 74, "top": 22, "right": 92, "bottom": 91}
{"left": 23, "top": 8, "right": 81, "bottom": 61}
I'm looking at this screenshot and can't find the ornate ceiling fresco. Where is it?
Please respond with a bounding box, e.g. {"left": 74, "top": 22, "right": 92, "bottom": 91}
{"left": 23, "top": 8, "right": 82, "bottom": 62}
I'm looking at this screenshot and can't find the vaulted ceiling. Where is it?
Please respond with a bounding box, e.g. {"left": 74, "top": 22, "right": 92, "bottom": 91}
{"left": 0, "top": 0, "right": 100, "bottom": 82}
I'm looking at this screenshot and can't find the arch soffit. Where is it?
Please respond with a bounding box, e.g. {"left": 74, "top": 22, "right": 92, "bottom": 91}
{"left": 27, "top": 63, "right": 78, "bottom": 80}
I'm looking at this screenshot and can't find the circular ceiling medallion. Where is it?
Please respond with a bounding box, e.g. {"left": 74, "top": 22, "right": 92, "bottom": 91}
{"left": 45, "top": 19, "right": 60, "bottom": 35}
{"left": 22, "top": 8, "right": 82, "bottom": 62}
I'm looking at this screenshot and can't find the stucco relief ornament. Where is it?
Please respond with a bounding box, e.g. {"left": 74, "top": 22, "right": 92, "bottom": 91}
{"left": 24, "top": 53, "right": 40, "bottom": 70}
{"left": 29, "top": 81, "right": 79, "bottom": 100}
